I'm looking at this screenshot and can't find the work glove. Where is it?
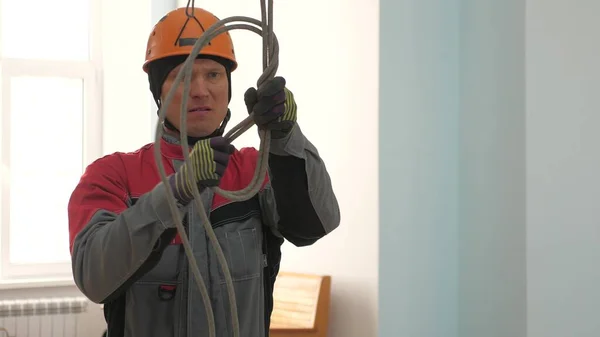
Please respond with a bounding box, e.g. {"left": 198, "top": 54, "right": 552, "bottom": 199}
{"left": 170, "top": 136, "right": 235, "bottom": 204}
{"left": 243, "top": 76, "right": 297, "bottom": 139}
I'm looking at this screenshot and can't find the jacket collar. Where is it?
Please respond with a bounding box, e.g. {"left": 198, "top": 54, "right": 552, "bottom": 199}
{"left": 159, "top": 132, "right": 190, "bottom": 160}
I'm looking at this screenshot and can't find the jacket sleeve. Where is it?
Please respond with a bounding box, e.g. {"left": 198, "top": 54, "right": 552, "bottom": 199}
{"left": 258, "top": 124, "right": 341, "bottom": 246}
{"left": 68, "top": 154, "right": 187, "bottom": 304}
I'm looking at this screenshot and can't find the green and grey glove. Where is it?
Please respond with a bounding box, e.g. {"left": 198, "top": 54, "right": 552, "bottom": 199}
{"left": 169, "top": 136, "right": 235, "bottom": 204}
{"left": 243, "top": 76, "right": 298, "bottom": 139}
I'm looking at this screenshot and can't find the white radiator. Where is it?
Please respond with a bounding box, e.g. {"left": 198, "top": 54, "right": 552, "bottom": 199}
{"left": 0, "top": 297, "right": 88, "bottom": 337}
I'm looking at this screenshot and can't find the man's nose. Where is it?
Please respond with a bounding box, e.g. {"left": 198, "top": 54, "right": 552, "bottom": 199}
{"left": 188, "top": 76, "right": 209, "bottom": 97}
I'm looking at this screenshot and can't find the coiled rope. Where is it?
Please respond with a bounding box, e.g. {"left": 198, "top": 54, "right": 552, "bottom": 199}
{"left": 152, "top": 0, "right": 278, "bottom": 336}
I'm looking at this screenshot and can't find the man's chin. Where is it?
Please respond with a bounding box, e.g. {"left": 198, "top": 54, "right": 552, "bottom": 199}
{"left": 185, "top": 127, "right": 219, "bottom": 139}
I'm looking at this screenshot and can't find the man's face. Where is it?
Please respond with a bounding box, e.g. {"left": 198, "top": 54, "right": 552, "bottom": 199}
{"left": 161, "top": 58, "right": 229, "bottom": 138}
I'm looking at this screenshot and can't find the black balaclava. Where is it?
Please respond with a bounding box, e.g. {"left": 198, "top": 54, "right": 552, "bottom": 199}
{"left": 147, "top": 54, "right": 234, "bottom": 145}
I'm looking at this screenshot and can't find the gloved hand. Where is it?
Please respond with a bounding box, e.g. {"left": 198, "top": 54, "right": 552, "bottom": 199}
{"left": 170, "top": 136, "right": 235, "bottom": 204}
{"left": 243, "top": 76, "right": 297, "bottom": 139}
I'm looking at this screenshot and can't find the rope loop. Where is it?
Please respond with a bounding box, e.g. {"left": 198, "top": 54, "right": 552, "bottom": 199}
{"left": 152, "top": 0, "right": 278, "bottom": 336}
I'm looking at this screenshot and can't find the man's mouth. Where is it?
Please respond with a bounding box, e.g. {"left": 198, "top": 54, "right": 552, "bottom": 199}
{"left": 188, "top": 106, "right": 211, "bottom": 113}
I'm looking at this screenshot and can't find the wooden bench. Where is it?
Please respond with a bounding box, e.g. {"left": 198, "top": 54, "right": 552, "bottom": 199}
{"left": 269, "top": 272, "right": 332, "bottom": 337}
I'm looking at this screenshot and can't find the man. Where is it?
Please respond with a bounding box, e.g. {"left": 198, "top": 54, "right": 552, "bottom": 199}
{"left": 67, "top": 6, "right": 340, "bottom": 337}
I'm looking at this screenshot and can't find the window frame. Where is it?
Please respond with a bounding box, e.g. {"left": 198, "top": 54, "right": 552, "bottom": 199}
{"left": 0, "top": 0, "right": 103, "bottom": 285}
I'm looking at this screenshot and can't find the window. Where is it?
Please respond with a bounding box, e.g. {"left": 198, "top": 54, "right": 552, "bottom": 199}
{"left": 0, "top": 0, "right": 102, "bottom": 283}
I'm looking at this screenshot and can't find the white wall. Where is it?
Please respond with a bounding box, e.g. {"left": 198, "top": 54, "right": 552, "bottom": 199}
{"left": 187, "top": 1, "right": 380, "bottom": 336}
{"left": 101, "top": 0, "right": 153, "bottom": 155}
{"left": 526, "top": 1, "right": 600, "bottom": 336}
{"left": 272, "top": 1, "right": 380, "bottom": 336}
{"left": 150, "top": 0, "right": 177, "bottom": 139}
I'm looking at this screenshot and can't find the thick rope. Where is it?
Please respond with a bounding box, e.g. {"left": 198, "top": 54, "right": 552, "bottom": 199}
{"left": 152, "top": 1, "right": 278, "bottom": 337}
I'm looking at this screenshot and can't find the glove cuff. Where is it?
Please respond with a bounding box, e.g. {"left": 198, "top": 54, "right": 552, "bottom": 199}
{"left": 168, "top": 173, "right": 190, "bottom": 205}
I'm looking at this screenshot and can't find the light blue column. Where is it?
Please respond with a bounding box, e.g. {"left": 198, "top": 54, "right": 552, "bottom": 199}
{"left": 379, "top": 1, "right": 459, "bottom": 336}
{"left": 380, "top": 0, "right": 527, "bottom": 336}
{"left": 458, "top": 1, "right": 526, "bottom": 336}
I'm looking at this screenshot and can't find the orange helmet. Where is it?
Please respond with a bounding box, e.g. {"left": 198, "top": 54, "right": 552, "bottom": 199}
{"left": 143, "top": 7, "right": 237, "bottom": 73}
